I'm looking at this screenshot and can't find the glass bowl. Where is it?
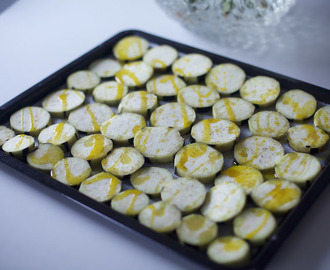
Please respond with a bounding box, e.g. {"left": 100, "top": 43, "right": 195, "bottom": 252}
{"left": 156, "top": 0, "right": 296, "bottom": 48}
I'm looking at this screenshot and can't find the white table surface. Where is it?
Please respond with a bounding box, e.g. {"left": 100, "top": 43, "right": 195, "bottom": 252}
{"left": 1, "top": 0, "right": 330, "bottom": 269}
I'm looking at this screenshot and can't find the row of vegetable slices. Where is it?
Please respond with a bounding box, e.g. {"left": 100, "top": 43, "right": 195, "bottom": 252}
{"left": 1, "top": 35, "right": 330, "bottom": 267}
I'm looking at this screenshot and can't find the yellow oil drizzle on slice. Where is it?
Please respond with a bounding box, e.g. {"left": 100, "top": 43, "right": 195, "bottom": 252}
{"left": 194, "top": 85, "right": 203, "bottom": 106}
{"left": 221, "top": 237, "right": 244, "bottom": 252}
{"left": 132, "top": 118, "right": 145, "bottom": 135}
{"left": 224, "top": 165, "right": 251, "bottom": 178}
{"left": 177, "top": 92, "right": 185, "bottom": 103}
{"left": 126, "top": 192, "right": 140, "bottom": 214}
{"left": 261, "top": 181, "right": 300, "bottom": 210}
{"left": 160, "top": 128, "right": 172, "bottom": 143}
{"left": 107, "top": 175, "right": 121, "bottom": 199}
{"left": 255, "top": 112, "right": 262, "bottom": 133}
{"left": 62, "top": 159, "right": 90, "bottom": 185}
{"left": 202, "top": 119, "right": 219, "bottom": 142}
{"left": 86, "top": 105, "right": 99, "bottom": 132}
{"left": 176, "top": 144, "right": 208, "bottom": 172}
{"left": 199, "top": 87, "right": 214, "bottom": 98}
{"left": 167, "top": 189, "right": 181, "bottom": 203}
{"left": 151, "top": 78, "right": 158, "bottom": 94}
{"left": 266, "top": 113, "right": 273, "bottom": 134}
{"left": 206, "top": 71, "right": 220, "bottom": 92}
{"left": 82, "top": 172, "right": 121, "bottom": 199}
{"left": 139, "top": 91, "right": 148, "bottom": 110}
{"left": 61, "top": 159, "right": 91, "bottom": 185}
{"left": 159, "top": 75, "right": 181, "bottom": 93}
{"left": 223, "top": 99, "right": 236, "bottom": 121}
{"left": 121, "top": 151, "right": 132, "bottom": 164}
{"left": 210, "top": 71, "right": 220, "bottom": 84}
{"left": 265, "top": 113, "right": 277, "bottom": 135}
{"left": 238, "top": 137, "right": 267, "bottom": 165}
{"left": 137, "top": 128, "right": 152, "bottom": 153}
{"left": 173, "top": 67, "right": 185, "bottom": 77}
{"left": 14, "top": 135, "right": 26, "bottom": 150}
{"left": 28, "top": 107, "right": 36, "bottom": 132}
{"left": 150, "top": 108, "right": 160, "bottom": 126}
{"left": 202, "top": 120, "right": 212, "bottom": 142}
{"left": 21, "top": 107, "right": 36, "bottom": 131}
{"left": 114, "top": 36, "right": 142, "bottom": 60}
{"left": 214, "top": 184, "right": 239, "bottom": 206}
{"left": 189, "top": 156, "right": 210, "bottom": 175}
{"left": 199, "top": 227, "right": 215, "bottom": 243}
{"left": 106, "top": 148, "right": 132, "bottom": 173}
{"left": 253, "top": 112, "right": 287, "bottom": 137}
{"left": 186, "top": 215, "right": 205, "bottom": 231}
{"left": 85, "top": 135, "right": 106, "bottom": 160}
{"left": 113, "top": 190, "right": 142, "bottom": 214}
{"left": 63, "top": 159, "right": 76, "bottom": 183}
{"left": 113, "top": 189, "right": 141, "bottom": 201}
{"left": 193, "top": 85, "right": 214, "bottom": 106}
{"left": 132, "top": 174, "right": 151, "bottom": 186}
{"left": 208, "top": 151, "right": 221, "bottom": 165}
{"left": 74, "top": 90, "right": 85, "bottom": 100}
{"left": 100, "top": 119, "right": 111, "bottom": 134}
{"left": 115, "top": 83, "right": 125, "bottom": 100}
{"left": 151, "top": 59, "right": 166, "bottom": 68}
{"left": 185, "top": 215, "right": 215, "bottom": 243}
{"left": 245, "top": 210, "right": 270, "bottom": 239}
{"left": 223, "top": 166, "right": 261, "bottom": 190}
{"left": 53, "top": 123, "right": 66, "bottom": 143}
{"left": 29, "top": 145, "right": 63, "bottom": 166}
{"left": 84, "top": 72, "right": 94, "bottom": 88}
{"left": 149, "top": 203, "right": 167, "bottom": 227}
{"left": 155, "top": 178, "right": 168, "bottom": 194}
{"left": 302, "top": 125, "right": 321, "bottom": 145}
{"left": 116, "top": 69, "right": 141, "bottom": 85}
{"left": 281, "top": 153, "right": 300, "bottom": 176}
{"left": 221, "top": 70, "right": 228, "bottom": 92}
{"left": 137, "top": 39, "right": 142, "bottom": 55}
{"left": 179, "top": 103, "right": 189, "bottom": 128}
{"left": 257, "top": 113, "right": 273, "bottom": 135}
{"left": 282, "top": 95, "right": 315, "bottom": 120}
{"left": 258, "top": 88, "right": 278, "bottom": 104}
{"left": 58, "top": 90, "right": 68, "bottom": 111}
{"left": 84, "top": 172, "right": 111, "bottom": 184}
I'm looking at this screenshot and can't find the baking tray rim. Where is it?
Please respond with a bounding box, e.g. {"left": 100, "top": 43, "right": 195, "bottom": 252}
{"left": 1, "top": 29, "right": 330, "bottom": 270}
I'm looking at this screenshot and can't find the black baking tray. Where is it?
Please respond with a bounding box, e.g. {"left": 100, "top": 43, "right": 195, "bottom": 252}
{"left": 1, "top": 30, "right": 330, "bottom": 270}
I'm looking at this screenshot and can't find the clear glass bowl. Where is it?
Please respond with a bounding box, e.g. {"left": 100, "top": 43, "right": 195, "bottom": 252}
{"left": 156, "top": 0, "right": 296, "bottom": 48}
